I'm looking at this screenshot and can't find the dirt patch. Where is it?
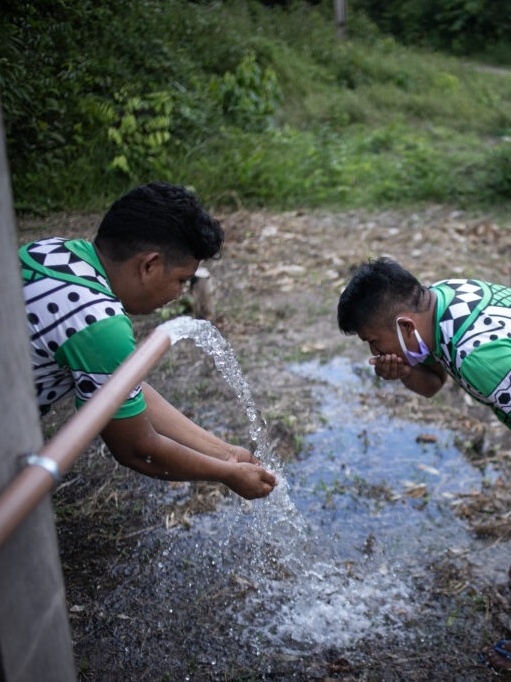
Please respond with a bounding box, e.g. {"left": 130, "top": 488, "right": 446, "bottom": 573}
{"left": 19, "top": 204, "right": 511, "bottom": 680}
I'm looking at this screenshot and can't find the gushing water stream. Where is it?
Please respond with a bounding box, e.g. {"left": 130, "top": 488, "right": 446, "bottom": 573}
{"left": 159, "top": 316, "right": 302, "bottom": 530}
{"left": 157, "top": 318, "right": 419, "bottom": 649}
{"left": 160, "top": 315, "right": 278, "bottom": 467}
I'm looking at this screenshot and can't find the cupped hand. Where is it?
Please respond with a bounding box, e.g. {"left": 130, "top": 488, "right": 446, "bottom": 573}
{"left": 224, "top": 462, "right": 278, "bottom": 499}
{"left": 226, "top": 444, "right": 261, "bottom": 465}
{"left": 369, "top": 353, "right": 412, "bottom": 381}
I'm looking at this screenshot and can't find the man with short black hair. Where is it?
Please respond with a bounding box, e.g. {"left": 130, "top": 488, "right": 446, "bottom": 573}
{"left": 19, "top": 182, "right": 278, "bottom": 500}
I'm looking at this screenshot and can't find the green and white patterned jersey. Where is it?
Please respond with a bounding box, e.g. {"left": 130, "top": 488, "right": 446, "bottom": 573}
{"left": 432, "top": 278, "right": 511, "bottom": 429}
{"left": 19, "top": 237, "right": 146, "bottom": 418}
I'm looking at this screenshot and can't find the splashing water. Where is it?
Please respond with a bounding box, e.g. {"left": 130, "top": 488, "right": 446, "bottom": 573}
{"left": 159, "top": 316, "right": 271, "bottom": 461}
{"left": 158, "top": 316, "right": 305, "bottom": 542}
{"left": 156, "top": 316, "right": 419, "bottom": 658}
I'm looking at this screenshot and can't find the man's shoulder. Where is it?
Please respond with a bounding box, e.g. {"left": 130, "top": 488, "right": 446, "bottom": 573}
{"left": 20, "top": 236, "right": 94, "bottom": 265}
{"left": 433, "top": 279, "right": 511, "bottom": 313}
{"left": 20, "top": 237, "right": 111, "bottom": 295}
{"left": 432, "top": 279, "right": 506, "bottom": 315}
{"left": 431, "top": 278, "right": 484, "bottom": 291}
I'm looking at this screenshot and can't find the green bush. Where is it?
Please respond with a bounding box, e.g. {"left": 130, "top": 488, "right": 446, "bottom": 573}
{"left": 2, "top": 0, "right": 511, "bottom": 213}
{"left": 209, "top": 52, "right": 281, "bottom": 132}
{"left": 486, "top": 143, "right": 511, "bottom": 199}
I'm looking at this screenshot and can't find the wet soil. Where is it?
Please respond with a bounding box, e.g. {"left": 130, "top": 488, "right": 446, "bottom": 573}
{"left": 18, "top": 204, "right": 511, "bottom": 680}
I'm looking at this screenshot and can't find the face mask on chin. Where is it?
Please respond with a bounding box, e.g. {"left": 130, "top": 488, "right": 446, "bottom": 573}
{"left": 395, "top": 317, "right": 431, "bottom": 366}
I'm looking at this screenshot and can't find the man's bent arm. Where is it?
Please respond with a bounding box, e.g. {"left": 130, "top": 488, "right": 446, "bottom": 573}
{"left": 400, "top": 362, "right": 447, "bottom": 398}
{"left": 141, "top": 382, "right": 256, "bottom": 462}
{"left": 371, "top": 354, "right": 447, "bottom": 398}
{"left": 100, "top": 404, "right": 277, "bottom": 499}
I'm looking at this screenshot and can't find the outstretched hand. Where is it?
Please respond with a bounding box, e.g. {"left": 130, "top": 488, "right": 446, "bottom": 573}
{"left": 223, "top": 461, "right": 278, "bottom": 499}
{"left": 369, "top": 353, "right": 412, "bottom": 381}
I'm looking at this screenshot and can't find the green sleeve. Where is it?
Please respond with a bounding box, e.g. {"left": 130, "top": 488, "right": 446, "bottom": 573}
{"left": 55, "top": 315, "right": 146, "bottom": 419}
{"left": 460, "top": 339, "right": 511, "bottom": 398}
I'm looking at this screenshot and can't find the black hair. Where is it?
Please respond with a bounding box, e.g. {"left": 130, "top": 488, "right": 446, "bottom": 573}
{"left": 337, "top": 257, "right": 428, "bottom": 334}
{"left": 94, "top": 182, "right": 224, "bottom": 264}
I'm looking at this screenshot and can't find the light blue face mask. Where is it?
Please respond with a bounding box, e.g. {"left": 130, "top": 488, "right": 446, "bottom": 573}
{"left": 395, "top": 317, "right": 430, "bottom": 366}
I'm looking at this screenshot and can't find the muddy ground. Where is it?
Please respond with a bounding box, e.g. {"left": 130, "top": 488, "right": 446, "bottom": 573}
{"left": 18, "top": 204, "right": 511, "bottom": 680}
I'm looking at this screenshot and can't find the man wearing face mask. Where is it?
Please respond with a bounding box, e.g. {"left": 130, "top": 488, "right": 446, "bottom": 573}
{"left": 337, "top": 256, "right": 511, "bottom": 434}
{"left": 337, "top": 256, "right": 511, "bottom": 671}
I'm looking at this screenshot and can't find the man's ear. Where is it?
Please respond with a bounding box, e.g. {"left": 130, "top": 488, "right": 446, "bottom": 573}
{"left": 138, "top": 252, "right": 163, "bottom": 280}
{"left": 396, "top": 316, "right": 416, "bottom": 340}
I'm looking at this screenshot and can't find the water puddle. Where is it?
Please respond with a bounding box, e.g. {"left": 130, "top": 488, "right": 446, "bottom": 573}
{"left": 151, "top": 318, "right": 505, "bottom": 674}
{"left": 286, "top": 356, "right": 493, "bottom": 563}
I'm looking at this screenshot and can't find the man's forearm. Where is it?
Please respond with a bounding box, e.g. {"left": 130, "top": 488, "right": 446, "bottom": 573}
{"left": 142, "top": 382, "right": 237, "bottom": 460}
{"left": 401, "top": 365, "right": 446, "bottom": 398}
{"left": 120, "top": 433, "right": 236, "bottom": 481}
{"left": 100, "top": 400, "right": 277, "bottom": 499}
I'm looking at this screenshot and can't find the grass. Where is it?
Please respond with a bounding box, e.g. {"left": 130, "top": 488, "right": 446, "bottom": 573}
{"left": 5, "top": 0, "right": 511, "bottom": 214}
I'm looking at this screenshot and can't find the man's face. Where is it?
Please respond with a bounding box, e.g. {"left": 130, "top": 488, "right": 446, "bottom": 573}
{"left": 129, "top": 255, "right": 199, "bottom": 315}
{"left": 357, "top": 316, "right": 422, "bottom": 364}
{"left": 357, "top": 321, "right": 403, "bottom": 359}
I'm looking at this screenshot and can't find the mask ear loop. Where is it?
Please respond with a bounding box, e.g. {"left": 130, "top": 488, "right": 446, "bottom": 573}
{"left": 396, "top": 317, "right": 431, "bottom": 365}
{"left": 395, "top": 317, "right": 411, "bottom": 353}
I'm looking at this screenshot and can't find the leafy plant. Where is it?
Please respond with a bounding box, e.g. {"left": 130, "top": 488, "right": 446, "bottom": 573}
{"left": 209, "top": 52, "right": 281, "bottom": 132}
{"left": 105, "top": 89, "right": 174, "bottom": 176}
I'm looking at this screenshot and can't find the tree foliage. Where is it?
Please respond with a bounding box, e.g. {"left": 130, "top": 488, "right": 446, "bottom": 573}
{"left": 0, "top": 0, "right": 285, "bottom": 208}
{"left": 0, "top": 0, "right": 510, "bottom": 211}
{"left": 351, "top": 0, "right": 511, "bottom": 58}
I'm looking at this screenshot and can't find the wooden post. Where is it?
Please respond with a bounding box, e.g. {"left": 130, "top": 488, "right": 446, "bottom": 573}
{"left": 0, "top": 107, "right": 76, "bottom": 680}
{"left": 334, "top": 0, "right": 347, "bottom": 38}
